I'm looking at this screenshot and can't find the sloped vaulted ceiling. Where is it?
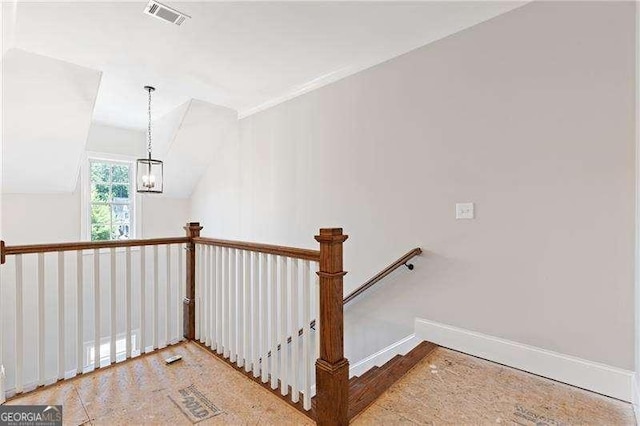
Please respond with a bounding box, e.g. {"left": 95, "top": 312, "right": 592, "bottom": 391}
{"left": 161, "top": 100, "right": 238, "bottom": 198}
{"left": 2, "top": 1, "right": 528, "bottom": 196}
{"left": 3, "top": 48, "right": 101, "bottom": 193}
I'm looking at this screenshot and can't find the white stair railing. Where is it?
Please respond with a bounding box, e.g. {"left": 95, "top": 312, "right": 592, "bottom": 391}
{"left": 0, "top": 237, "right": 188, "bottom": 399}
{"left": 0, "top": 224, "right": 349, "bottom": 421}
{"left": 193, "top": 238, "right": 320, "bottom": 411}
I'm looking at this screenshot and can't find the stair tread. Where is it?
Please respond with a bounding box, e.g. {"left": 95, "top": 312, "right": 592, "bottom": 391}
{"left": 352, "top": 366, "right": 381, "bottom": 383}
{"left": 348, "top": 341, "right": 438, "bottom": 420}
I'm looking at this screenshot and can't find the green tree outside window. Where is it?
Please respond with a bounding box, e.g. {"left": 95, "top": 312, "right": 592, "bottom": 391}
{"left": 90, "top": 161, "right": 133, "bottom": 241}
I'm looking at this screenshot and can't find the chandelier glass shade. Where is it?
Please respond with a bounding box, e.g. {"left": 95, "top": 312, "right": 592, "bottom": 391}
{"left": 136, "top": 85, "right": 163, "bottom": 193}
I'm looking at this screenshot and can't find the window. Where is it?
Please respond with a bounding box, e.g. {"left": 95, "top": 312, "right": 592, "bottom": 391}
{"left": 89, "top": 159, "right": 134, "bottom": 241}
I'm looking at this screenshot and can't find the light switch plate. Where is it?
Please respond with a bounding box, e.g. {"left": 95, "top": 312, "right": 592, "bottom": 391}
{"left": 456, "top": 203, "right": 474, "bottom": 219}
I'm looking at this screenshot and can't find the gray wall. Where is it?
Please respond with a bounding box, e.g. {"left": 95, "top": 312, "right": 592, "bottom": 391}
{"left": 191, "top": 1, "right": 636, "bottom": 369}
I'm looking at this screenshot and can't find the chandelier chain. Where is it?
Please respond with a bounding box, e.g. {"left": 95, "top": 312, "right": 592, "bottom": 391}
{"left": 147, "top": 87, "right": 152, "bottom": 155}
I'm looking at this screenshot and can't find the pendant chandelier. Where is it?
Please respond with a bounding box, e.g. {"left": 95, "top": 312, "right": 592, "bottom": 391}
{"left": 136, "top": 85, "right": 164, "bottom": 193}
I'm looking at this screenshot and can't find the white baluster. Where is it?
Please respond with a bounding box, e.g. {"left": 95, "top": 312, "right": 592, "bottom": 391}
{"left": 166, "top": 245, "right": 171, "bottom": 347}
{"left": 260, "top": 252, "right": 268, "bottom": 383}
{"left": 76, "top": 251, "right": 83, "bottom": 374}
{"left": 291, "top": 258, "right": 300, "bottom": 403}
{"left": 243, "top": 250, "right": 251, "bottom": 373}
{"left": 216, "top": 246, "right": 222, "bottom": 354}
{"left": 230, "top": 249, "right": 237, "bottom": 362}
{"left": 204, "top": 244, "right": 211, "bottom": 346}
{"left": 194, "top": 244, "right": 202, "bottom": 341}
{"left": 140, "top": 246, "right": 146, "bottom": 354}
{"left": 209, "top": 245, "right": 215, "bottom": 348}
{"left": 223, "top": 248, "right": 229, "bottom": 358}
{"left": 38, "top": 253, "right": 45, "bottom": 384}
{"left": 153, "top": 245, "right": 159, "bottom": 350}
{"left": 58, "top": 251, "right": 65, "bottom": 379}
{"left": 237, "top": 250, "right": 244, "bottom": 366}
{"left": 270, "top": 254, "right": 278, "bottom": 390}
{"left": 110, "top": 247, "right": 116, "bottom": 364}
{"left": 208, "top": 244, "right": 212, "bottom": 347}
{"left": 302, "top": 260, "right": 311, "bottom": 410}
{"left": 178, "top": 244, "right": 184, "bottom": 341}
{"left": 252, "top": 251, "right": 260, "bottom": 378}
{"left": 93, "top": 249, "right": 100, "bottom": 369}
{"left": 200, "top": 244, "right": 206, "bottom": 344}
{"left": 125, "top": 247, "right": 132, "bottom": 359}
{"left": 280, "top": 256, "right": 288, "bottom": 396}
{"left": 15, "top": 255, "right": 23, "bottom": 393}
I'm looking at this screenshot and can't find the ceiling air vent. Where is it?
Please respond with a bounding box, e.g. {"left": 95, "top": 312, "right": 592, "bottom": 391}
{"left": 144, "top": 1, "right": 190, "bottom": 26}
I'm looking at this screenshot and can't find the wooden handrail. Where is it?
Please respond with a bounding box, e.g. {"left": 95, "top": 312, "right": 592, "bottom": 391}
{"left": 192, "top": 236, "right": 321, "bottom": 262}
{"left": 343, "top": 248, "right": 422, "bottom": 305}
{"left": 272, "top": 247, "right": 423, "bottom": 356}
{"left": 1, "top": 236, "right": 190, "bottom": 258}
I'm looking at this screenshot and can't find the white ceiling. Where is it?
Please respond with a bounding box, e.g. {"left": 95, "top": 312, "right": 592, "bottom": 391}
{"left": 3, "top": 49, "right": 101, "bottom": 193}
{"left": 3, "top": 1, "right": 525, "bottom": 130}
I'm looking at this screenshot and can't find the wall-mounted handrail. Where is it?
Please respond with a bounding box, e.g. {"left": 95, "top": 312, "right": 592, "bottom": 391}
{"left": 192, "top": 236, "right": 320, "bottom": 262}
{"left": 343, "top": 248, "right": 422, "bottom": 305}
{"left": 1, "top": 237, "right": 190, "bottom": 259}
{"left": 301, "top": 247, "right": 422, "bottom": 332}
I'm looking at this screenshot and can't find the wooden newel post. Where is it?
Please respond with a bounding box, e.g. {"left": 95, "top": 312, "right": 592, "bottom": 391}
{"left": 315, "top": 228, "right": 349, "bottom": 426}
{"left": 183, "top": 222, "right": 203, "bottom": 340}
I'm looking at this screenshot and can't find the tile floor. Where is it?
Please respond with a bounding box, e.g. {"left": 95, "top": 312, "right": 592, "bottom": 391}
{"left": 4, "top": 342, "right": 635, "bottom": 425}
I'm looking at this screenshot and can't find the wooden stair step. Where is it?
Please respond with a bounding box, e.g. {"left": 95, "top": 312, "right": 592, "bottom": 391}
{"left": 347, "top": 341, "right": 438, "bottom": 420}
{"left": 350, "top": 355, "right": 404, "bottom": 390}
{"left": 353, "top": 365, "right": 381, "bottom": 383}
{"left": 348, "top": 358, "right": 403, "bottom": 402}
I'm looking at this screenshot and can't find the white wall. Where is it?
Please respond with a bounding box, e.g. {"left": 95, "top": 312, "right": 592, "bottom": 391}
{"left": 2, "top": 190, "right": 189, "bottom": 243}
{"left": 139, "top": 195, "right": 190, "bottom": 238}
{"left": 190, "top": 1, "right": 636, "bottom": 370}
{"left": 3, "top": 121, "right": 190, "bottom": 244}
{"left": 86, "top": 123, "right": 145, "bottom": 158}
{"left": 2, "top": 189, "right": 81, "bottom": 244}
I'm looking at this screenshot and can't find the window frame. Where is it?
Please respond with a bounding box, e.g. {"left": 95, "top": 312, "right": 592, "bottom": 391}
{"left": 82, "top": 153, "right": 139, "bottom": 242}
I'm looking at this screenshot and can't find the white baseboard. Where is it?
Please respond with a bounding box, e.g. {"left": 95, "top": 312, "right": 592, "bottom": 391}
{"left": 349, "top": 334, "right": 421, "bottom": 378}
{"left": 415, "top": 318, "right": 634, "bottom": 402}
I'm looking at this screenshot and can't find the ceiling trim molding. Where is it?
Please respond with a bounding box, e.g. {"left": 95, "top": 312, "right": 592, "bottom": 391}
{"left": 238, "top": 1, "right": 529, "bottom": 120}
{"left": 236, "top": 43, "right": 435, "bottom": 119}
{"left": 237, "top": 63, "right": 355, "bottom": 119}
